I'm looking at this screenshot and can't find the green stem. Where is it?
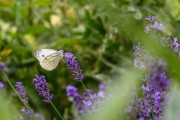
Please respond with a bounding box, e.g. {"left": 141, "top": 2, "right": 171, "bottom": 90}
{"left": 80, "top": 80, "right": 92, "bottom": 101}
{"left": 50, "top": 101, "right": 65, "bottom": 120}
{"left": 2, "top": 71, "right": 29, "bottom": 109}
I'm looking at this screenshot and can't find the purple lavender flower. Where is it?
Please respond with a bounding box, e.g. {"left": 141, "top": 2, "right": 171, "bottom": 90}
{"left": 66, "top": 83, "right": 108, "bottom": 115}
{"left": 21, "top": 107, "right": 32, "bottom": 119}
{"left": 99, "top": 83, "right": 107, "bottom": 90}
{"left": 126, "top": 60, "right": 170, "bottom": 119}
{"left": 15, "top": 82, "right": 29, "bottom": 103}
{"left": 97, "top": 83, "right": 107, "bottom": 98}
{"left": 64, "top": 52, "right": 85, "bottom": 81}
{"left": 140, "top": 60, "right": 169, "bottom": 119}
{"left": 20, "top": 107, "right": 44, "bottom": 120}
{"left": 145, "top": 13, "right": 156, "bottom": 22}
{"left": 0, "top": 63, "right": 4, "bottom": 71}
{"left": 33, "top": 75, "right": 54, "bottom": 103}
{"left": 127, "top": 13, "right": 170, "bottom": 120}
{"left": 144, "top": 26, "right": 151, "bottom": 33}
{"left": 66, "top": 85, "right": 86, "bottom": 114}
{"left": 66, "top": 85, "right": 79, "bottom": 97}
{"left": 173, "top": 37, "right": 180, "bottom": 52}
{"left": 144, "top": 14, "right": 163, "bottom": 33}
{"left": 138, "top": 99, "right": 152, "bottom": 117}
{"left": 34, "top": 113, "right": 45, "bottom": 120}
{"left": 0, "top": 82, "right": 4, "bottom": 88}
{"left": 152, "top": 21, "right": 163, "bottom": 30}
{"left": 138, "top": 117, "right": 145, "bottom": 120}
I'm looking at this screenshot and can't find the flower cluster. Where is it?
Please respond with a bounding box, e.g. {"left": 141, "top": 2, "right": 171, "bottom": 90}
{"left": 127, "top": 14, "right": 171, "bottom": 120}
{"left": 64, "top": 52, "right": 85, "bottom": 81}
{"left": 144, "top": 14, "right": 163, "bottom": 32}
{"left": 15, "top": 107, "right": 44, "bottom": 120}
{"left": 33, "top": 75, "right": 54, "bottom": 103}
{"left": 172, "top": 37, "right": 180, "bottom": 53}
{"left": 66, "top": 83, "right": 107, "bottom": 115}
{"left": 15, "top": 82, "right": 29, "bottom": 103}
{"left": 126, "top": 60, "right": 170, "bottom": 120}
{"left": 15, "top": 82, "right": 44, "bottom": 120}
{"left": 144, "top": 14, "right": 180, "bottom": 57}
{"left": 21, "top": 107, "right": 32, "bottom": 119}
{"left": 66, "top": 85, "right": 85, "bottom": 114}
{"left": 145, "top": 13, "right": 156, "bottom": 22}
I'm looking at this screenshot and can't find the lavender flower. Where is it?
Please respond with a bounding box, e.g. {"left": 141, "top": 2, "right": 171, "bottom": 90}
{"left": 66, "top": 85, "right": 79, "bottom": 97}
{"left": 0, "top": 63, "right": 4, "bottom": 71}
{"left": 66, "top": 85, "right": 86, "bottom": 114}
{"left": 144, "top": 26, "right": 151, "bottom": 33}
{"left": 126, "top": 60, "right": 170, "bottom": 120}
{"left": 97, "top": 83, "right": 107, "bottom": 98}
{"left": 19, "top": 107, "right": 44, "bottom": 120}
{"left": 33, "top": 75, "right": 54, "bottom": 103}
{"left": 152, "top": 21, "right": 163, "bottom": 30}
{"left": 21, "top": 107, "right": 33, "bottom": 119}
{"left": 144, "top": 14, "right": 163, "bottom": 33}
{"left": 34, "top": 113, "right": 45, "bottom": 120}
{"left": 0, "top": 82, "right": 4, "bottom": 88}
{"left": 15, "top": 82, "right": 29, "bottom": 103}
{"left": 145, "top": 13, "right": 156, "bottom": 22}
{"left": 64, "top": 52, "right": 85, "bottom": 81}
{"left": 127, "top": 13, "right": 170, "bottom": 120}
{"left": 173, "top": 37, "right": 180, "bottom": 53}
{"left": 66, "top": 83, "right": 108, "bottom": 115}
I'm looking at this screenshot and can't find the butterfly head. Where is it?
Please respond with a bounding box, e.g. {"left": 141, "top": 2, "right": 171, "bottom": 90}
{"left": 58, "top": 50, "right": 64, "bottom": 58}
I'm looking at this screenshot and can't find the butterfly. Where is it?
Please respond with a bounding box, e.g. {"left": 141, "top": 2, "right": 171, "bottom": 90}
{"left": 34, "top": 49, "right": 64, "bottom": 71}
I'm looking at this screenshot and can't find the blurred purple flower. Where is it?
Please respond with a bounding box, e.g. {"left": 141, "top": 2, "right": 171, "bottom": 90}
{"left": 33, "top": 75, "right": 53, "bottom": 103}
{"left": 138, "top": 117, "right": 145, "bottom": 120}
{"left": 66, "top": 85, "right": 85, "bottom": 114}
{"left": 173, "top": 37, "right": 180, "bottom": 52}
{"left": 15, "top": 82, "right": 29, "bottom": 103}
{"left": 97, "top": 83, "right": 107, "bottom": 98}
{"left": 145, "top": 13, "right": 156, "bottom": 22}
{"left": 66, "top": 83, "right": 108, "bottom": 115}
{"left": 99, "top": 83, "right": 107, "bottom": 90}
{"left": 126, "top": 60, "right": 170, "bottom": 119}
{"left": 21, "top": 107, "right": 33, "bottom": 119}
{"left": 34, "top": 113, "right": 45, "bottom": 120}
{"left": 144, "top": 26, "right": 151, "bottom": 33}
{"left": 66, "top": 85, "right": 79, "bottom": 97}
{"left": 64, "top": 52, "right": 85, "bottom": 81}
{"left": 153, "top": 21, "right": 163, "bottom": 30}
{"left": 21, "top": 107, "right": 44, "bottom": 120}
{"left": 0, "top": 63, "right": 4, "bottom": 71}
{"left": 0, "top": 82, "right": 4, "bottom": 88}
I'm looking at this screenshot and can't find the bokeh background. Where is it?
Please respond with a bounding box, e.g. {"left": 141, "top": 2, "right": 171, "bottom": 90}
{"left": 1, "top": 0, "right": 180, "bottom": 120}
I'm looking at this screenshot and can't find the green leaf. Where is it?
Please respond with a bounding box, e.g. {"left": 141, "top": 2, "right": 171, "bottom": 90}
{"left": 23, "top": 25, "right": 48, "bottom": 34}
{"left": 31, "top": 0, "right": 52, "bottom": 6}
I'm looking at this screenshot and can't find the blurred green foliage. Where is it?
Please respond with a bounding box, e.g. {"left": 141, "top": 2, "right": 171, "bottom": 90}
{"left": 1, "top": 0, "right": 180, "bottom": 119}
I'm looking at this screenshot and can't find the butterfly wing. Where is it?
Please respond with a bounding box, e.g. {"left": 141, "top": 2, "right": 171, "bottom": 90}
{"left": 34, "top": 49, "right": 62, "bottom": 71}
{"left": 34, "top": 49, "right": 58, "bottom": 61}
{"left": 40, "top": 52, "right": 61, "bottom": 71}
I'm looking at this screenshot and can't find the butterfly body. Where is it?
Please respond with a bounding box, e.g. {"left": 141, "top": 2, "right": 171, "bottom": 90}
{"left": 34, "top": 49, "right": 64, "bottom": 71}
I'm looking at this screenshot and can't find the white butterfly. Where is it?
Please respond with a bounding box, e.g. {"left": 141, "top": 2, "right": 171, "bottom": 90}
{"left": 34, "top": 49, "right": 64, "bottom": 71}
